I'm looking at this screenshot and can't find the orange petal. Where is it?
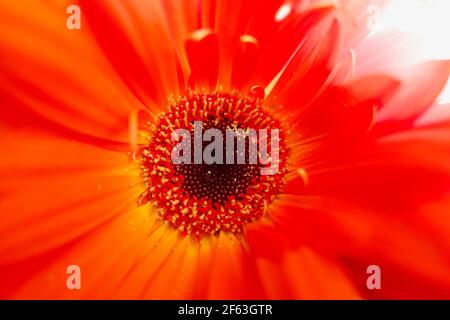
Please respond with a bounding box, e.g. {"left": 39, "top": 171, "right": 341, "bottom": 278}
{"left": 161, "top": 0, "right": 199, "bottom": 85}
{"left": 80, "top": 0, "right": 181, "bottom": 107}
{"left": 203, "top": 233, "right": 264, "bottom": 299}
{"left": 109, "top": 232, "right": 261, "bottom": 299}
{"left": 0, "top": 1, "right": 139, "bottom": 141}
{"left": 0, "top": 130, "right": 140, "bottom": 263}
{"left": 9, "top": 205, "right": 160, "bottom": 299}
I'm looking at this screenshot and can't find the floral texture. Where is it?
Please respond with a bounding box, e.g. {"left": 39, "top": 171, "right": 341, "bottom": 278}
{"left": 0, "top": 0, "right": 449, "bottom": 299}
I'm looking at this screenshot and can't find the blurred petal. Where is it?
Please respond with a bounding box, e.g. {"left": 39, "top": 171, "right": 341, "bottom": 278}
{"left": 377, "top": 60, "right": 450, "bottom": 124}
{"left": 0, "top": 0, "right": 139, "bottom": 141}
{"left": 262, "top": 195, "right": 450, "bottom": 298}
{"left": 289, "top": 122, "right": 450, "bottom": 214}
{"left": 345, "top": 75, "right": 400, "bottom": 106}
{"left": 10, "top": 205, "right": 158, "bottom": 299}
{"left": 186, "top": 29, "right": 219, "bottom": 90}
{"left": 246, "top": 225, "right": 361, "bottom": 299}
{"left": 81, "top": 0, "right": 181, "bottom": 107}
{"left": 267, "top": 14, "right": 341, "bottom": 112}
{"left": 0, "top": 129, "right": 140, "bottom": 263}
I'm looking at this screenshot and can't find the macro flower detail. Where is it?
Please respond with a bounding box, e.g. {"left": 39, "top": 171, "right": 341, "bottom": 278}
{"left": 139, "top": 91, "right": 287, "bottom": 237}
{"left": 0, "top": 0, "right": 449, "bottom": 300}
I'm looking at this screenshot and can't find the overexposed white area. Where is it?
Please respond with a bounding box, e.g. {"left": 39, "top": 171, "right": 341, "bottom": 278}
{"left": 375, "top": 0, "right": 450, "bottom": 60}
{"left": 372, "top": 0, "right": 450, "bottom": 103}
{"left": 275, "top": 3, "right": 293, "bottom": 21}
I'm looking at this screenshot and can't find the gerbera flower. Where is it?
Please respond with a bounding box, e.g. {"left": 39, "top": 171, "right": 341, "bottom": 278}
{"left": 0, "top": 0, "right": 449, "bottom": 299}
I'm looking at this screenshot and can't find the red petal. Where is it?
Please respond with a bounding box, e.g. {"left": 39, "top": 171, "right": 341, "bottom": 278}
{"left": 246, "top": 223, "right": 360, "bottom": 299}
{"left": 346, "top": 75, "right": 401, "bottom": 106}
{"left": 185, "top": 29, "right": 219, "bottom": 90}
{"left": 378, "top": 60, "right": 450, "bottom": 123}
{"left": 81, "top": 0, "right": 181, "bottom": 107}
{"left": 0, "top": 1, "right": 138, "bottom": 141}
{"left": 258, "top": 195, "right": 450, "bottom": 298}
{"left": 231, "top": 35, "right": 260, "bottom": 90}
{"left": 267, "top": 16, "right": 342, "bottom": 112}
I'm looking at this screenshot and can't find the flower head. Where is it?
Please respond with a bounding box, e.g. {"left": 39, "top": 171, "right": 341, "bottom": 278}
{"left": 0, "top": 0, "right": 449, "bottom": 299}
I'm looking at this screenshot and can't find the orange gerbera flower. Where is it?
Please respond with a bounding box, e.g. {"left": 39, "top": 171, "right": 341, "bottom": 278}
{"left": 0, "top": 0, "right": 449, "bottom": 299}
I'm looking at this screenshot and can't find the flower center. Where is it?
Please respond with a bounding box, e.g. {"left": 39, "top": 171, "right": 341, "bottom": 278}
{"left": 139, "top": 91, "right": 288, "bottom": 238}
